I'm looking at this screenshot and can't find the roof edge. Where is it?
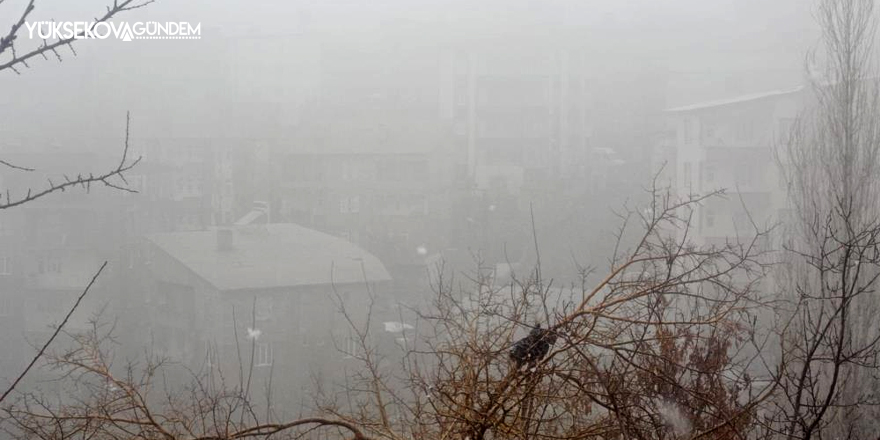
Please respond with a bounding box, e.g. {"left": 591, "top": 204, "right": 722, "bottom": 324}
{"left": 665, "top": 86, "right": 805, "bottom": 113}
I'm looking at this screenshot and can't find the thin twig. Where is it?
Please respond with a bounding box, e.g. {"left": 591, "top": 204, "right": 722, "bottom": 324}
{"left": 0, "top": 261, "right": 107, "bottom": 404}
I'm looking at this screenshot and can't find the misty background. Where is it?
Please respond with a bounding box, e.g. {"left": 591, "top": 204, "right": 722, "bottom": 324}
{"left": 0, "top": 0, "right": 836, "bottom": 427}
{"left": 1, "top": 0, "right": 816, "bottom": 137}
{"left": 0, "top": 0, "right": 820, "bottom": 277}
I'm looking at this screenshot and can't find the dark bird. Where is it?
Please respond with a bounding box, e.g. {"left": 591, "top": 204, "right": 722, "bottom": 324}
{"left": 510, "top": 323, "right": 557, "bottom": 369}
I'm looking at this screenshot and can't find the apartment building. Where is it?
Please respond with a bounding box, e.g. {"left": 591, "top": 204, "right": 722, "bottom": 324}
{"left": 665, "top": 87, "right": 805, "bottom": 246}
{"left": 141, "top": 223, "right": 392, "bottom": 409}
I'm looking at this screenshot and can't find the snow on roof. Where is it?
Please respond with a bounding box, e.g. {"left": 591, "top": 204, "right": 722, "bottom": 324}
{"left": 383, "top": 321, "right": 414, "bottom": 333}
{"left": 147, "top": 223, "right": 391, "bottom": 291}
{"left": 665, "top": 86, "right": 805, "bottom": 113}
{"left": 234, "top": 209, "right": 267, "bottom": 226}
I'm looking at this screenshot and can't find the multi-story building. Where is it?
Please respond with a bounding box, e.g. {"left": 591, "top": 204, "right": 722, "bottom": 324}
{"left": 140, "top": 223, "right": 392, "bottom": 411}
{"left": 442, "top": 40, "right": 594, "bottom": 195}
{"left": 270, "top": 115, "right": 457, "bottom": 278}
{"left": 0, "top": 136, "right": 238, "bottom": 381}
{"left": 0, "top": 142, "right": 132, "bottom": 377}
{"left": 665, "top": 86, "right": 805, "bottom": 246}
{"left": 125, "top": 137, "right": 240, "bottom": 231}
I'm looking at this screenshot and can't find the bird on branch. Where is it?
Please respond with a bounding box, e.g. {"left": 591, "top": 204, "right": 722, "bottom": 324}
{"left": 509, "top": 323, "right": 557, "bottom": 370}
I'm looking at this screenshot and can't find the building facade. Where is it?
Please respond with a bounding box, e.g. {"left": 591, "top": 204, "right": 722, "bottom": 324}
{"left": 140, "top": 223, "right": 392, "bottom": 412}
{"left": 665, "top": 87, "right": 805, "bottom": 246}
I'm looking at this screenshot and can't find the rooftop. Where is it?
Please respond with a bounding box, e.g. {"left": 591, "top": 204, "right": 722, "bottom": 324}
{"left": 147, "top": 223, "right": 391, "bottom": 291}
{"left": 665, "top": 86, "right": 805, "bottom": 113}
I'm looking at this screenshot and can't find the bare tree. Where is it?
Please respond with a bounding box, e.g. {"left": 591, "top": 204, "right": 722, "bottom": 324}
{"left": 0, "top": 0, "right": 149, "bottom": 206}
{"left": 316, "top": 183, "right": 777, "bottom": 440}
{"left": 772, "top": 0, "right": 880, "bottom": 438}
{"left": 2, "top": 315, "right": 374, "bottom": 440}
{"left": 0, "top": 0, "right": 154, "bottom": 74}
{"left": 0, "top": 0, "right": 146, "bottom": 410}
{"left": 0, "top": 183, "right": 777, "bottom": 440}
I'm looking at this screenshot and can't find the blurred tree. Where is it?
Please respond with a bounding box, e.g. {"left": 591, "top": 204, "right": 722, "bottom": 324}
{"left": 773, "top": 0, "right": 880, "bottom": 438}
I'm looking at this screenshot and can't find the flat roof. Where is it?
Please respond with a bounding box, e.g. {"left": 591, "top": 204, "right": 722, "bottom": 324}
{"left": 665, "top": 86, "right": 804, "bottom": 113}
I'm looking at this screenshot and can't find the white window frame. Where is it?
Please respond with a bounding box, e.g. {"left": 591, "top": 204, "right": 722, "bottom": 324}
{"left": 256, "top": 342, "right": 273, "bottom": 367}
{"left": 342, "top": 333, "right": 365, "bottom": 360}
{"left": 0, "top": 257, "right": 10, "bottom": 275}
{"left": 349, "top": 196, "right": 360, "bottom": 214}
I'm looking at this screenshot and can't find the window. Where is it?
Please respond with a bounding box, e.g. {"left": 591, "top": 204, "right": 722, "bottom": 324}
{"left": 343, "top": 335, "right": 363, "bottom": 359}
{"left": 254, "top": 296, "right": 273, "bottom": 321}
{"left": 705, "top": 163, "right": 716, "bottom": 184}
{"left": 340, "top": 196, "right": 360, "bottom": 214}
{"left": 698, "top": 162, "right": 703, "bottom": 192}
{"left": 294, "top": 300, "right": 312, "bottom": 347}
{"left": 683, "top": 118, "right": 695, "bottom": 145}
{"left": 736, "top": 164, "right": 756, "bottom": 187}
{"left": 683, "top": 162, "right": 692, "bottom": 189}
{"left": 349, "top": 196, "right": 360, "bottom": 214}
{"left": 37, "top": 255, "right": 62, "bottom": 274}
{"left": 736, "top": 120, "right": 755, "bottom": 141}
{"left": 705, "top": 209, "right": 716, "bottom": 228}
{"left": 256, "top": 342, "right": 273, "bottom": 367}
{"left": 313, "top": 334, "right": 326, "bottom": 347}
{"left": 38, "top": 295, "right": 64, "bottom": 314}
{"left": 0, "top": 294, "right": 10, "bottom": 317}
{"left": 453, "top": 120, "right": 467, "bottom": 136}
{"left": 0, "top": 257, "right": 9, "bottom": 275}
{"left": 704, "top": 124, "right": 716, "bottom": 140}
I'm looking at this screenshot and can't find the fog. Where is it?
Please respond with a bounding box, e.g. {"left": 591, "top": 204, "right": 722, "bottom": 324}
{"left": 1, "top": 0, "right": 818, "bottom": 137}
{"left": 0, "top": 0, "right": 860, "bottom": 435}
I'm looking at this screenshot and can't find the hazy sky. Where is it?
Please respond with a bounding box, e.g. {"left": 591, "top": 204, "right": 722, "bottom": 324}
{"left": 0, "top": 0, "right": 819, "bottom": 142}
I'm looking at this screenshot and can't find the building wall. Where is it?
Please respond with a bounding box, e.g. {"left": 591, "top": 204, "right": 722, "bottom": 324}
{"left": 140, "top": 242, "right": 383, "bottom": 413}
{"left": 669, "top": 91, "right": 804, "bottom": 245}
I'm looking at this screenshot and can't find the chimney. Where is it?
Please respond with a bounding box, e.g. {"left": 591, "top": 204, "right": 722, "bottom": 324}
{"left": 216, "top": 228, "right": 234, "bottom": 251}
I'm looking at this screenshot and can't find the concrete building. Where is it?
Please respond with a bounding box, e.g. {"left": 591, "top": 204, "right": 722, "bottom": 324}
{"left": 272, "top": 113, "right": 457, "bottom": 262}
{"left": 0, "top": 146, "right": 145, "bottom": 386}
{"left": 141, "top": 223, "right": 392, "bottom": 408}
{"left": 0, "top": 136, "right": 239, "bottom": 382}
{"left": 664, "top": 86, "right": 805, "bottom": 246}
{"left": 442, "top": 41, "right": 594, "bottom": 195}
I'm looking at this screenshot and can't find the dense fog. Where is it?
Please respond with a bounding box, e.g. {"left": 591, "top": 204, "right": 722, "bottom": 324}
{"left": 1, "top": 1, "right": 877, "bottom": 439}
